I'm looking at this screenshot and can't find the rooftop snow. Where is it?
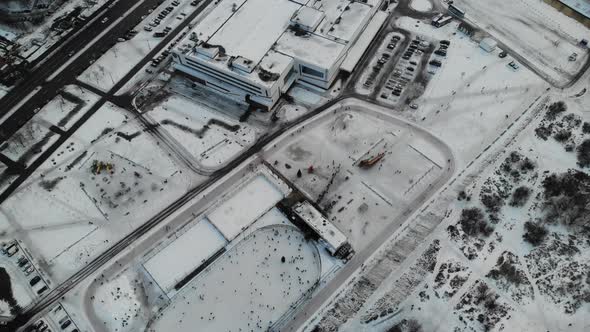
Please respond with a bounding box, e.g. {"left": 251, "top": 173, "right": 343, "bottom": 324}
{"left": 327, "top": 1, "right": 371, "bottom": 42}
{"left": 559, "top": 0, "right": 590, "bottom": 18}
{"left": 340, "top": 10, "right": 387, "bottom": 72}
{"left": 275, "top": 29, "right": 346, "bottom": 69}
{"left": 291, "top": 6, "right": 325, "bottom": 31}
{"left": 207, "top": 173, "right": 288, "bottom": 240}
{"left": 293, "top": 201, "right": 348, "bottom": 253}
{"left": 190, "top": 0, "right": 248, "bottom": 42}
{"left": 207, "top": 0, "right": 301, "bottom": 64}
{"left": 143, "top": 219, "right": 227, "bottom": 293}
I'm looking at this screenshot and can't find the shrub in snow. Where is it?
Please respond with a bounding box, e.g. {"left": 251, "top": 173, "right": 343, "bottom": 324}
{"left": 510, "top": 186, "right": 531, "bottom": 207}
{"left": 542, "top": 170, "right": 590, "bottom": 226}
{"left": 459, "top": 208, "right": 493, "bottom": 237}
{"left": 576, "top": 139, "right": 590, "bottom": 168}
{"left": 480, "top": 193, "right": 504, "bottom": 214}
{"left": 553, "top": 129, "right": 572, "bottom": 142}
{"left": 523, "top": 221, "right": 548, "bottom": 246}
{"left": 545, "top": 101, "right": 567, "bottom": 121}
{"left": 582, "top": 122, "right": 590, "bottom": 134}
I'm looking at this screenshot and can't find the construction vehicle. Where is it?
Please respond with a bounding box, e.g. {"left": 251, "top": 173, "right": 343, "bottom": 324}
{"left": 358, "top": 152, "right": 385, "bottom": 168}
{"left": 91, "top": 160, "right": 114, "bottom": 175}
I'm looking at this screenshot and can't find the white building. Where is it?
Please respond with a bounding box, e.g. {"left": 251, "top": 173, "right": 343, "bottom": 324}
{"left": 479, "top": 37, "right": 498, "bottom": 53}
{"left": 292, "top": 201, "right": 349, "bottom": 257}
{"left": 172, "top": 0, "right": 386, "bottom": 109}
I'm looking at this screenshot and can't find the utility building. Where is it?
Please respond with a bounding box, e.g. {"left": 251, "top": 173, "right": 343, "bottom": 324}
{"left": 172, "top": 0, "right": 387, "bottom": 109}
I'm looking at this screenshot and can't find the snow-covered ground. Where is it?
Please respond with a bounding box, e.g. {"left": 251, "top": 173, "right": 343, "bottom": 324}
{"left": 264, "top": 99, "right": 451, "bottom": 252}
{"left": 454, "top": 0, "right": 589, "bottom": 86}
{"left": 69, "top": 161, "right": 341, "bottom": 332}
{"left": 334, "top": 90, "right": 590, "bottom": 332}
{"left": 394, "top": 16, "right": 550, "bottom": 167}
{"left": 148, "top": 225, "right": 321, "bottom": 332}
{"left": 145, "top": 93, "right": 262, "bottom": 171}
{"left": 0, "top": 99, "right": 201, "bottom": 283}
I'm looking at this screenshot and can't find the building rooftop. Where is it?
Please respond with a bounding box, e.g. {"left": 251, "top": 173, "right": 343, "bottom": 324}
{"left": 207, "top": 0, "right": 300, "bottom": 64}
{"left": 559, "top": 0, "right": 590, "bottom": 19}
{"left": 275, "top": 29, "right": 346, "bottom": 69}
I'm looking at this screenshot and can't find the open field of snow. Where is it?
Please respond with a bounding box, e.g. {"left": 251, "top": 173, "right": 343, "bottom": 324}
{"left": 394, "top": 16, "right": 550, "bottom": 167}
{"left": 264, "top": 99, "right": 451, "bottom": 251}
{"left": 143, "top": 218, "right": 226, "bottom": 293}
{"left": 0, "top": 119, "right": 59, "bottom": 167}
{"left": 148, "top": 225, "right": 321, "bottom": 332}
{"left": 146, "top": 93, "right": 261, "bottom": 170}
{"left": 454, "top": 0, "right": 589, "bottom": 86}
{"left": 36, "top": 84, "right": 100, "bottom": 131}
{"left": 207, "top": 174, "right": 288, "bottom": 240}
{"left": 0, "top": 101, "right": 201, "bottom": 283}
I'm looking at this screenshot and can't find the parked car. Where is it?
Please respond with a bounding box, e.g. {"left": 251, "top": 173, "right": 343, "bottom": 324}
{"left": 440, "top": 40, "right": 450, "bottom": 45}
{"left": 429, "top": 59, "right": 442, "bottom": 67}
{"left": 434, "top": 49, "right": 447, "bottom": 56}
{"left": 508, "top": 61, "right": 519, "bottom": 70}
{"left": 36, "top": 285, "right": 48, "bottom": 295}
{"left": 30, "top": 275, "right": 41, "bottom": 286}
{"left": 569, "top": 52, "right": 578, "bottom": 61}
{"left": 499, "top": 51, "right": 507, "bottom": 58}
{"left": 387, "top": 43, "right": 395, "bottom": 50}
{"left": 60, "top": 320, "right": 71, "bottom": 330}
{"left": 144, "top": 26, "right": 153, "bottom": 32}
{"left": 100, "top": 17, "right": 108, "bottom": 24}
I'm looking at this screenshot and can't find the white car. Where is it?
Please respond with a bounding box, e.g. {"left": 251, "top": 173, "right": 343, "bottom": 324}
{"left": 100, "top": 17, "right": 108, "bottom": 24}
{"left": 144, "top": 26, "right": 153, "bottom": 32}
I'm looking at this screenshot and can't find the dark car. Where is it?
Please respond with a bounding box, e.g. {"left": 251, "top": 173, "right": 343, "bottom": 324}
{"left": 387, "top": 43, "right": 395, "bottom": 49}
{"left": 60, "top": 320, "right": 71, "bottom": 330}
{"left": 440, "top": 40, "right": 450, "bottom": 45}
{"left": 434, "top": 50, "right": 447, "bottom": 56}
{"left": 439, "top": 44, "right": 448, "bottom": 50}
{"left": 30, "top": 275, "right": 41, "bottom": 286}
{"left": 37, "top": 286, "right": 48, "bottom": 295}
{"left": 429, "top": 60, "right": 442, "bottom": 67}
{"left": 499, "top": 51, "right": 507, "bottom": 58}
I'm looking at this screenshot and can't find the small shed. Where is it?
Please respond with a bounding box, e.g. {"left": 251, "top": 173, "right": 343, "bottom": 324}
{"left": 457, "top": 22, "right": 475, "bottom": 37}
{"left": 480, "top": 37, "right": 497, "bottom": 52}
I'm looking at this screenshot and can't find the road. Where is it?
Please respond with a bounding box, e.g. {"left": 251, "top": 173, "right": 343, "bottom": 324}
{"left": 4, "top": 0, "right": 589, "bottom": 331}
{"left": 0, "top": 0, "right": 214, "bottom": 204}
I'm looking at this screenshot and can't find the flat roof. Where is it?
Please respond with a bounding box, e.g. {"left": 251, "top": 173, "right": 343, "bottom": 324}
{"left": 559, "top": 0, "right": 590, "bottom": 19}
{"left": 341, "top": 10, "right": 387, "bottom": 72}
{"left": 207, "top": 0, "right": 301, "bottom": 64}
{"left": 275, "top": 29, "right": 346, "bottom": 69}
{"left": 293, "top": 201, "right": 347, "bottom": 253}
{"left": 143, "top": 219, "right": 227, "bottom": 293}
{"left": 327, "top": 2, "right": 371, "bottom": 41}
{"left": 207, "top": 173, "right": 287, "bottom": 240}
